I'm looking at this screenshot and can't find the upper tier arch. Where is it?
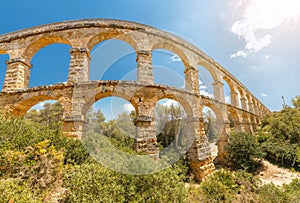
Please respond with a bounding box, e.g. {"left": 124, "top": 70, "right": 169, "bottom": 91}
{"left": 24, "top": 36, "right": 72, "bottom": 62}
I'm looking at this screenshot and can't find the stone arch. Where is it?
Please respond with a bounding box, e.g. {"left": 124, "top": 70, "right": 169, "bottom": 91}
{"left": 151, "top": 42, "right": 190, "bottom": 67}
{"left": 10, "top": 95, "right": 61, "bottom": 117}
{"left": 24, "top": 36, "right": 72, "bottom": 62}
{"left": 155, "top": 98, "right": 188, "bottom": 149}
{"left": 87, "top": 30, "right": 138, "bottom": 52}
{"left": 236, "top": 86, "right": 245, "bottom": 97}
{"left": 30, "top": 43, "right": 72, "bottom": 87}
{"left": 152, "top": 48, "right": 185, "bottom": 88}
{"left": 236, "top": 86, "right": 247, "bottom": 109}
{"left": 201, "top": 105, "right": 223, "bottom": 143}
{"left": 197, "top": 60, "right": 218, "bottom": 83}
{"left": 156, "top": 94, "right": 194, "bottom": 119}
{"left": 222, "top": 79, "right": 231, "bottom": 104}
{"left": 89, "top": 39, "right": 137, "bottom": 81}
{"left": 201, "top": 103, "right": 226, "bottom": 139}
{"left": 82, "top": 91, "right": 137, "bottom": 119}
{"left": 197, "top": 65, "right": 215, "bottom": 98}
{"left": 201, "top": 103, "right": 224, "bottom": 122}
{"left": 223, "top": 76, "right": 235, "bottom": 104}
{"left": 228, "top": 107, "right": 243, "bottom": 132}
{"left": 0, "top": 49, "right": 8, "bottom": 55}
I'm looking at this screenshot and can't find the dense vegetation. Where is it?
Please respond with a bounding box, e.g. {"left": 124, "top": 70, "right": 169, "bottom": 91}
{"left": 257, "top": 96, "right": 300, "bottom": 169}
{"left": 0, "top": 97, "right": 300, "bottom": 202}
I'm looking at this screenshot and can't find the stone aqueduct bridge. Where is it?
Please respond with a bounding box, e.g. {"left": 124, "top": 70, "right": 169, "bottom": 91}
{"left": 0, "top": 19, "right": 270, "bottom": 181}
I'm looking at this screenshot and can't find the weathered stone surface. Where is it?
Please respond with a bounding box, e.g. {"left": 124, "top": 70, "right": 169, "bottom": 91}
{"left": 0, "top": 19, "right": 271, "bottom": 181}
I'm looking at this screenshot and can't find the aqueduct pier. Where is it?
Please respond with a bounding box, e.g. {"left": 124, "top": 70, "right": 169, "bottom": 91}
{"left": 0, "top": 19, "right": 270, "bottom": 181}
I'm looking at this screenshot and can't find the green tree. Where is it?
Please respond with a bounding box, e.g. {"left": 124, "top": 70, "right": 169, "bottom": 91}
{"left": 24, "top": 101, "right": 63, "bottom": 128}
{"left": 258, "top": 96, "right": 300, "bottom": 168}
{"left": 156, "top": 103, "right": 186, "bottom": 149}
{"left": 227, "top": 132, "right": 264, "bottom": 171}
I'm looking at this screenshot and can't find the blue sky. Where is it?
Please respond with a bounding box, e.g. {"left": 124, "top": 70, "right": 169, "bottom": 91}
{"left": 1, "top": 0, "right": 300, "bottom": 117}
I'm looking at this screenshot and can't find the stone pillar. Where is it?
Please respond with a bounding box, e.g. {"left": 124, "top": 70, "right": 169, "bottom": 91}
{"left": 213, "top": 81, "right": 225, "bottom": 102}
{"left": 185, "top": 66, "right": 199, "bottom": 93}
{"left": 252, "top": 118, "right": 258, "bottom": 131}
{"left": 136, "top": 50, "right": 153, "bottom": 84}
{"left": 216, "top": 119, "right": 231, "bottom": 164}
{"left": 254, "top": 104, "right": 259, "bottom": 115}
{"left": 248, "top": 100, "right": 254, "bottom": 113}
{"left": 186, "top": 117, "right": 215, "bottom": 182}
{"left": 61, "top": 87, "right": 87, "bottom": 138}
{"left": 133, "top": 100, "right": 158, "bottom": 159}
{"left": 134, "top": 116, "right": 159, "bottom": 159}
{"left": 242, "top": 115, "right": 253, "bottom": 134}
{"left": 2, "top": 58, "right": 32, "bottom": 91}
{"left": 235, "top": 120, "right": 245, "bottom": 133}
{"left": 68, "top": 48, "right": 90, "bottom": 82}
{"left": 62, "top": 116, "right": 85, "bottom": 138}
{"left": 241, "top": 97, "right": 248, "bottom": 111}
{"left": 230, "top": 90, "right": 239, "bottom": 107}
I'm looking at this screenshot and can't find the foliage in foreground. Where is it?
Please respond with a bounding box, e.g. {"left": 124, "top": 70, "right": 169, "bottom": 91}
{"left": 1, "top": 104, "right": 300, "bottom": 202}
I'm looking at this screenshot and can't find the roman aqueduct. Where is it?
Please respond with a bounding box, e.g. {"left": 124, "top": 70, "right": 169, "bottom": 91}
{"left": 0, "top": 19, "right": 270, "bottom": 181}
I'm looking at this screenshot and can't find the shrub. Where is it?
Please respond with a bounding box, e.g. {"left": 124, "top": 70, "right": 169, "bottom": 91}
{"left": 0, "top": 179, "right": 42, "bottom": 203}
{"left": 258, "top": 183, "right": 290, "bottom": 203}
{"left": 63, "top": 161, "right": 188, "bottom": 203}
{"left": 227, "top": 132, "right": 264, "bottom": 172}
{"left": 0, "top": 115, "right": 90, "bottom": 165}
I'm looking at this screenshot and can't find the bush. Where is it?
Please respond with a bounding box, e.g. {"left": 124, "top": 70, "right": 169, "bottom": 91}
{"left": 0, "top": 179, "right": 42, "bottom": 203}
{"left": 188, "top": 169, "right": 261, "bottom": 202}
{"left": 63, "top": 161, "right": 188, "bottom": 203}
{"left": 227, "top": 132, "right": 264, "bottom": 172}
{"left": 258, "top": 183, "right": 290, "bottom": 203}
{"left": 0, "top": 115, "right": 90, "bottom": 165}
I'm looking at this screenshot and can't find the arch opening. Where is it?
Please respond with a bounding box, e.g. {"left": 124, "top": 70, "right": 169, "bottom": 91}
{"left": 90, "top": 39, "right": 137, "bottom": 81}
{"left": 202, "top": 106, "right": 219, "bottom": 143}
{"left": 236, "top": 88, "right": 243, "bottom": 108}
{"left": 152, "top": 49, "right": 185, "bottom": 89}
{"left": 29, "top": 44, "right": 71, "bottom": 87}
{"left": 223, "top": 79, "right": 231, "bottom": 104}
{"left": 0, "top": 53, "right": 9, "bottom": 90}
{"left": 197, "top": 65, "right": 214, "bottom": 98}
{"left": 24, "top": 100, "right": 63, "bottom": 128}
{"left": 227, "top": 108, "right": 240, "bottom": 133}
{"left": 202, "top": 106, "right": 224, "bottom": 160}
{"left": 85, "top": 96, "right": 137, "bottom": 152}
{"left": 155, "top": 99, "right": 187, "bottom": 156}
{"left": 25, "top": 36, "right": 71, "bottom": 62}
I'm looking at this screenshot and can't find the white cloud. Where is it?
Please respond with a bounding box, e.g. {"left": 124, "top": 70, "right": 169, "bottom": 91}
{"left": 199, "top": 85, "right": 207, "bottom": 90}
{"left": 265, "top": 55, "right": 270, "bottom": 59}
{"left": 231, "top": 0, "right": 300, "bottom": 58}
{"left": 122, "top": 103, "right": 135, "bottom": 112}
{"left": 200, "top": 89, "right": 214, "bottom": 98}
{"left": 230, "top": 50, "right": 248, "bottom": 58}
{"left": 168, "top": 54, "right": 182, "bottom": 63}
{"left": 261, "top": 93, "right": 268, "bottom": 97}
